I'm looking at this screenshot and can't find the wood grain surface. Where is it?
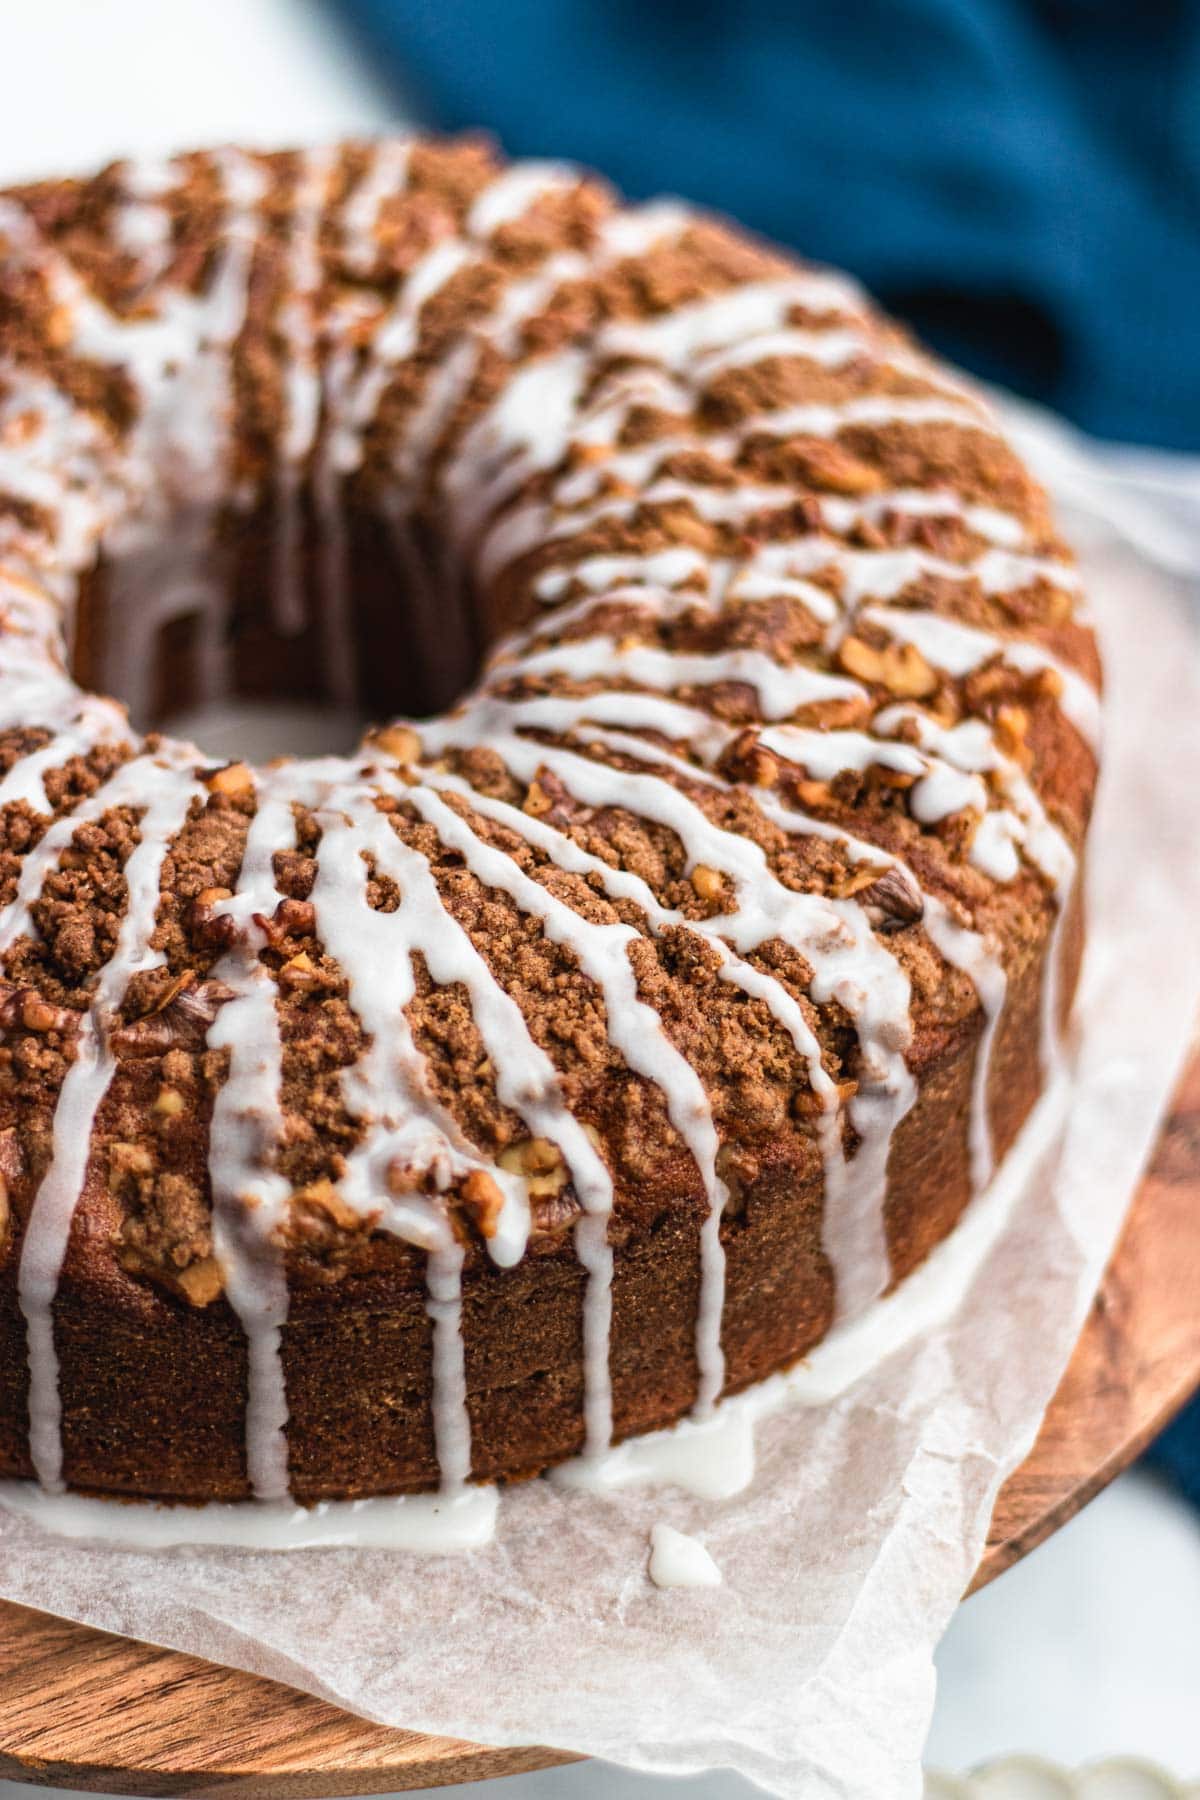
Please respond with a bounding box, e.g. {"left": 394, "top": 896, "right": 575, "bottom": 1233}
{"left": 3, "top": 1049, "right": 1199, "bottom": 1796}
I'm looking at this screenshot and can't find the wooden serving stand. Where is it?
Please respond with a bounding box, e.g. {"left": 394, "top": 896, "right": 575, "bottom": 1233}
{"left": 2, "top": 1048, "right": 1199, "bottom": 1797}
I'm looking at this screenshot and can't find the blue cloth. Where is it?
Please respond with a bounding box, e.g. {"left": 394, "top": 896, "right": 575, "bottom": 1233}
{"left": 332, "top": 0, "right": 1200, "bottom": 1499}
{"left": 334, "top": 0, "right": 1200, "bottom": 450}
{"left": 1145, "top": 1389, "right": 1200, "bottom": 1511}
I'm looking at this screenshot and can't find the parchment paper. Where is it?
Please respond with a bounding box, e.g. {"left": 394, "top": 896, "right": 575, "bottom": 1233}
{"left": 2, "top": 410, "right": 1199, "bottom": 1800}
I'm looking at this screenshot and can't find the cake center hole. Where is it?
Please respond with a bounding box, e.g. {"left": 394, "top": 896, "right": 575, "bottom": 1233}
{"left": 69, "top": 499, "right": 481, "bottom": 755}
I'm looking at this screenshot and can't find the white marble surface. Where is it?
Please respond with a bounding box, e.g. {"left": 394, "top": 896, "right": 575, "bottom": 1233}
{"left": 0, "top": 0, "right": 1197, "bottom": 1789}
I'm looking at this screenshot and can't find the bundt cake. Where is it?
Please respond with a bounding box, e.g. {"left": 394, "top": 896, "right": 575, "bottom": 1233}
{"left": 0, "top": 138, "right": 1099, "bottom": 1507}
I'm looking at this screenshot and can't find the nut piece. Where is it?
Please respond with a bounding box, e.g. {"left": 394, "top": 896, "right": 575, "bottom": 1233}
{"left": 176, "top": 1255, "right": 224, "bottom": 1307}
{"left": 498, "top": 1137, "right": 567, "bottom": 1198}
{"left": 792, "top": 1075, "right": 858, "bottom": 1120}
{"left": 279, "top": 951, "right": 320, "bottom": 994}
{"left": 994, "top": 703, "right": 1032, "bottom": 768}
{"left": 189, "top": 890, "right": 237, "bottom": 951}
{"left": 856, "top": 863, "right": 925, "bottom": 931}
{"left": 292, "top": 1178, "right": 363, "bottom": 1234}
{"left": 153, "top": 1085, "right": 185, "bottom": 1118}
{"left": 837, "top": 635, "right": 938, "bottom": 699}
{"left": 370, "top": 725, "right": 422, "bottom": 765}
{"left": 111, "top": 976, "right": 236, "bottom": 1058}
{"left": 460, "top": 1169, "right": 505, "bottom": 1240}
{"left": 108, "top": 1141, "right": 154, "bottom": 1188}
{"left": 524, "top": 779, "right": 552, "bottom": 818}
{"left": 205, "top": 761, "right": 254, "bottom": 799}
{"left": 719, "top": 729, "right": 779, "bottom": 789}
{"left": 0, "top": 983, "right": 78, "bottom": 1036}
{"left": 690, "top": 864, "right": 725, "bottom": 903}
{"left": 253, "top": 897, "right": 316, "bottom": 948}
{"left": 788, "top": 438, "right": 885, "bottom": 496}
{"left": 793, "top": 777, "right": 833, "bottom": 809}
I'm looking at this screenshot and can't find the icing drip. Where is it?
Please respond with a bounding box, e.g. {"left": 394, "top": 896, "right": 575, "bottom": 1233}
{"left": 203, "top": 774, "right": 308, "bottom": 1502}
{"left": 340, "top": 139, "right": 412, "bottom": 271}
{"left": 207, "top": 966, "right": 292, "bottom": 1500}
{"left": 16, "top": 752, "right": 203, "bottom": 1491}
{"left": 648, "top": 1521, "right": 722, "bottom": 1589}
{"left": 273, "top": 149, "right": 337, "bottom": 639}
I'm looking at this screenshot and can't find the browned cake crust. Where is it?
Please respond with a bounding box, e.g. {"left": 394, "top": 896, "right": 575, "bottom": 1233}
{"left": 0, "top": 139, "right": 1099, "bottom": 1503}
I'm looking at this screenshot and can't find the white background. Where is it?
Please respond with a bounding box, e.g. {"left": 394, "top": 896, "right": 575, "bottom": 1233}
{"left": 0, "top": 1, "right": 1198, "bottom": 1792}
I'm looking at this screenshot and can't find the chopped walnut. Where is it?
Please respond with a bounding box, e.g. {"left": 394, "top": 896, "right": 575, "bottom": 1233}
{"left": 108, "top": 1141, "right": 154, "bottom": 1187}
{"left": 111, "top": 977, "right": 235, "bottom": 1057}
{"left": 279, "top": 951, "right": 322, "bottom": 994}
{"left": 529, "top": 1189, "right": 583, "bottom": 1238}
{"left": 498, "top": 1137, "right": 568, "bottom": 1197}
{"left": 291, "top": 1178, "right": 364, "bottom": 1235}
{"left": 524, "top": 779, "right": 552, "bottom": 817}
{"left": 719, "top": 729, "right": 779, "bottom": 789}
{"left": 189, "top": 890, "right": 237, "bottom": 951}
{"left": 175, "top": 1255, "right": 224, "bottom": 1306}
{"left": 837, "top": 635, "right": 938, "bottom": 699}
{"left": 690, "top": 864, "right": 726, "bottom": 903}
{"left": 369, "top": 724, "right": 422, "bottom": 765}
{"left": 205, "top": 761, "right": 253, "bottom": 798}
{"left": 994, "top": 703, "right": 1032, "bottom": 768}
{"left": 855, "top": 864, "right": 925, "bottom": 931}
{"left": 792, "top": 1076, "right": 858, "bottom": 1120}
{"left": 255, "top": 897, "right": 316, "bottom": 944}
{"left": 786, "top": 438, "right": 885, "bottom": 496}
{"left": 460, "top": 1168, "right": 505, "bottom": 1239}
{"left": 793, "top": 777, "right": 833, "bottom": 809}
{"left": 0, "top": 982, "right": 78, "bottom": 1036}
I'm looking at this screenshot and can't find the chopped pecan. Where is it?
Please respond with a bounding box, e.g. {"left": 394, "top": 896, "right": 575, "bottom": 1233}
{"left": 459, "top": 1168, "right": 505, "bottom": 1240}
{"left": 718, "top": 728, "right": 779, "bottom": 788}
{"left": 278, "top": 951, "right": 323, "bottom": 994}
{"left": 110, "top": 977, "right": 235, "bottom": 1057}
{"left": 786, "top": 438, "right": 885, "bottom": 496}
{"left": 252, "top": 897, "right": 316, "bottom": 948}
{"left": 0, "top": 982, "right": 78, "bottom": 1036}
{"left": 205, "top": 761, "right": 253, "bottom": 799}
{"left": 189, "top": 888, "right": 237, "bottom": 951}
{"left": 368, "top": 725, "right": 421, "bottom": 765}
{"left": 837, "top": 634, "right": 938, "bottom": 699}
{"left": 499, "top": 1137, "right": 568, "bottom": 1198}
{"left": 856, "top": 864, "right": 924, "bottom": 931}
{"left": 690, "top": 864, "right": 726, "bottom": 904}
{"left": 529, "top": 1189, "right": 583, "bottom": 1238}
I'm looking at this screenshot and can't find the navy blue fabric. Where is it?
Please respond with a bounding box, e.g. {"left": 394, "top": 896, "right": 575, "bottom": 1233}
{"left": 331, "top": 0, "right": 1200, "bottom": 1496}
{"left": 334, "top": 0, "right": 1200, "bottom": 449}
{"left": 1144, "top": 1389, "right": 1200, "bottom": 1511}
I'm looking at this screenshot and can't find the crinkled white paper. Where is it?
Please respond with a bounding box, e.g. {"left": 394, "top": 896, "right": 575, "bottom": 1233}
{"left": 2, "top": 411, "right": 1199, "bottom": 1800}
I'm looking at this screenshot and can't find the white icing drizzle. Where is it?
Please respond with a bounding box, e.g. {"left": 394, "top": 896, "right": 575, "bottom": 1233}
{"left": 273, "top": 148, "right": 336, "bottom": 638}
{"left": 922, "top": 901, "right": 1008, "bottom": 1193}
{"left": 207, "top": 965, "right": 292, "bottom": 1500}
{"left": 466, "top": 162, "right": 577, "bottom": 236}
{"left": 0, "top": 140, "right": 1096, "bottom": 1520}
{"left": 648, "top": 1520, "right": 722, "bottom": 1589}
{"left": 341, "top": 138, "right": 412, "bottom": 270}
{"left": 16, "top": 751, "right": 203, "bottom": 1491}
{"left": 202, "top": 773, "right": 306, "bottom": 1502}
